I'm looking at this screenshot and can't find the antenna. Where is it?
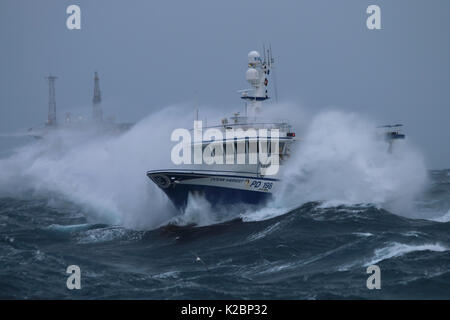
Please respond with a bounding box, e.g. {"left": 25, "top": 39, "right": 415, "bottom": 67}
{"left": 269, "top": 43, "right": 274, "bottom": 65}
{"left": 263, "top": 44, "right": 266, "bottom": 64}
{"left": 268, "top": 44, "right": 278, "bottom": 102}
{"left": 273, "top": 68, "right": 279, "bottom": 103}
{"left": 194, "top": 90, "right": 199, "bottom": 121}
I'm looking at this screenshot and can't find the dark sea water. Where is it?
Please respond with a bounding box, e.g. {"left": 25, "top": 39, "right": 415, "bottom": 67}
{"left": 1, "top": 169, "right": 449, "bottom": 299}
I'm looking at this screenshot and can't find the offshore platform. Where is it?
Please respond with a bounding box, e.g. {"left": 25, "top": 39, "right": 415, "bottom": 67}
{"left": 28, "top": 72, "right": 133, "bottom": 138}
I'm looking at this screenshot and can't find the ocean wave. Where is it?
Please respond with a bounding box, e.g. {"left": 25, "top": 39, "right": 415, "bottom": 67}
{"left": 46, "top": 223, "right": 101, "bottom": 233}
{"left": 364, "top": 242, "right": 448, "bottom": 266}
{"left": 400, "top": 231, "right": 425, "bottom": 238}
{"left": 240, "top": 206, "right": 292, "bottom": 222}
{"left": 247, "top": 222, "right": 282, "bottom": 241}
{"left": 276, "top": 111, "right": 428, "bottom": 217}
{"left": 430, "top": 210, "right": 450, "bottom": 223}
{"left": 152, "top": 271, "right": 180, "bottom": 280}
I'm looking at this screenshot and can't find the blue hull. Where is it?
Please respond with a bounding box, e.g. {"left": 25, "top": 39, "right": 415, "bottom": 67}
{"left": 147, "top": 170, "right": 274, "bottom": 211}
{"left": 164, "top": 183, "right": 272, "bottom": 210}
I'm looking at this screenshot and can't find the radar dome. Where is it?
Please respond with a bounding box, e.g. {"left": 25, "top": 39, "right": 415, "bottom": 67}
{"left": 246, "top": 68, "right": 260, "bottom": 85}
{"left": 248, "top": 51, "right": 261, "bottom": 65}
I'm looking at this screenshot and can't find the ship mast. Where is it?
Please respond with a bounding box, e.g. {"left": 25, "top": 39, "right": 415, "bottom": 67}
{"left": 240, "top": 48, "right": 274, "bottom": 116}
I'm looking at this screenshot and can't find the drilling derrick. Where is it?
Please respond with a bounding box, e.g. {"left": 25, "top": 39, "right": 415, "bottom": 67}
{"left": 92, "top": 72, "right": 103, "bottom": 122}
{"left": 45, "top": 75, "right": 58, "bottom": 127}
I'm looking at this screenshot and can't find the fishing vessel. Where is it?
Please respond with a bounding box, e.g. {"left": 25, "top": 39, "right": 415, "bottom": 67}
{"left": 147, "top": 49, "right": 294, "bottom": 210}
{"left": 147, "top": 50, "right": 406, "bottom": 211}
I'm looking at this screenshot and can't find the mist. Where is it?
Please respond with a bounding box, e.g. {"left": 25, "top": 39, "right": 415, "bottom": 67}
{"left": 0, "top": 105, "right": 195, "bottom": 229}
{"left": 0, "top": 102, "right": 438, "bottom": 229}
{"left": 1, "top": 0, "right": 450, "bottom": 168}
{"left": 278, "top": 109, "right": 428, "bottom": 214}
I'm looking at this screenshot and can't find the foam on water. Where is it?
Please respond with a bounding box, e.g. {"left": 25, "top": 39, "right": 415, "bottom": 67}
{"left": 46, "top": 223, "right": 97, "bottom": 233}
{"left": 239, "top": 109, "right": 431, "bottom": 223}
{"left": 247, "top": 222, "right": 282, "bottom": 241}
{"left": 364, "top": 242, "right": 448, "bottom": 266}
{"left": 273, "top": 110, "right": 429, "bottom": 218}
{"left": 76, "top": 226, "right": 142, "bottom": 244}
{"left": 169, "top": 194, "right": 217, "bottom": 227}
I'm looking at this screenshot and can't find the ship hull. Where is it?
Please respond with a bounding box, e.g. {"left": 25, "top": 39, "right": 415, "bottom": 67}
{"left": 147, "top": 170, "right": 278, "bottom": 211}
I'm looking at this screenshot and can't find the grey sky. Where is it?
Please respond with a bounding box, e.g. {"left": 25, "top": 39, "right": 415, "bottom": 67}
{"left": 0, "top": 0, "right": 449, "bottom": 168}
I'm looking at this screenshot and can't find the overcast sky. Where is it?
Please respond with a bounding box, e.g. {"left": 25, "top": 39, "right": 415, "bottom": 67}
{"left": 0, "top": 0, "right": 449, "bottom": 168}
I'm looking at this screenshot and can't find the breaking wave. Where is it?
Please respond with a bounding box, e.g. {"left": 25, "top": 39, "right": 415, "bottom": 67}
{"left": 364, "top": 242, "right": 448, "bottom": 266}
{"left": 0, "top": 104, "right": 438, "bottom": 229}
{"left": 275, "top": 110, "right": 428, "bottom": 217}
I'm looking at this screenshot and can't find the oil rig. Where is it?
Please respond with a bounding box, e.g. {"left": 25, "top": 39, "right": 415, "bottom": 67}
{"left": 28, "top": 72, "right": 133, "bottom": 138}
